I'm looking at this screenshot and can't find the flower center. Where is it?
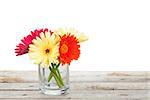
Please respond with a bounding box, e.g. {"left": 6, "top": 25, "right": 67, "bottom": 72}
{"left": 45, "top": 49, "right": 50, "bottom": 54}
{"left": 60, "top": 44, "right": 68, "bottom": 54}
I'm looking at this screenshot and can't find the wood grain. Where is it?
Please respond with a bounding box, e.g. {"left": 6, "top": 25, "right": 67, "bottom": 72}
{"left": 0, "top": 71, "right": 149, "bottom": 100}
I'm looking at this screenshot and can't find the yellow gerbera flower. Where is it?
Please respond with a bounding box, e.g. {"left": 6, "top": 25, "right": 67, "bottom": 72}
{"left": 28, "top": 32, "right": 59, "bottom": 67}
{"left": 54, "top": 28, "right": 88, "bottom": 43}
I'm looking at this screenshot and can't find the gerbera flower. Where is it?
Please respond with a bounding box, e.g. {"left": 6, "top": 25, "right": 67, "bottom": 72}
{"left": 59, "top": 34, "right": 80, "bottom": 65}
{"left": 28, "top": 32, "right": 59, "bottom": 66}
{"left": 54, "top": 28, "right": 88, "bottom": 43}
{"left": 15, "top": 28, "right": 51, "bottom": 56}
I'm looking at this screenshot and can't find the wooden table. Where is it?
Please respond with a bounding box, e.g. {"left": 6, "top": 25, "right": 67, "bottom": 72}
{"left": 0, "top": 71, "right": 149, "bottom": 100}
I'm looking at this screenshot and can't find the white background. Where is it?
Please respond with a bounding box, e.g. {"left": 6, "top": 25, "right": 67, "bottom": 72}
{"left": 0, "top": 0, "right": 150, "bottom": 71}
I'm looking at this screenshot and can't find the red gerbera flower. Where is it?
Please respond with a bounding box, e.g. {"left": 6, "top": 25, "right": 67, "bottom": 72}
{"left": 59, "top": 34, "right": 80, "bottom": 65}
{"left": 15, "top": 28, "right": 52, "bottom": 56}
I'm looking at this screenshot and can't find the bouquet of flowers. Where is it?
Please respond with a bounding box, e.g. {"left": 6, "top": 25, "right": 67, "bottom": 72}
{"left": 15, "top": 28, "right": 88, "bottom": 91}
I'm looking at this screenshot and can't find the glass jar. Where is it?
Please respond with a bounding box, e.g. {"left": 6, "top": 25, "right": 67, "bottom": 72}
{"left": 38, "top": 63, "right": 69, "bottom": 95}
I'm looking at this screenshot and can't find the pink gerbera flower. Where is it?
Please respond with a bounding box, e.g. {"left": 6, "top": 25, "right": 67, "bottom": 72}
{"left": 15, "top": 28, "right": 52, "bottom": 56}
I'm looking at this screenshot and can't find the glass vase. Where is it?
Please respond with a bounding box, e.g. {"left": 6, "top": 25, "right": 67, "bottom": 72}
{"left": 38, "top": 63, "right": 69, "bottom": 95}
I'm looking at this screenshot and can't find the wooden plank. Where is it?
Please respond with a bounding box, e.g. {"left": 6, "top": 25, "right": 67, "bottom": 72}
{"left": 0, "top": 71, "right": 149, "bottom": 100}
{"left": 0, "top": 71, "right": 149, "bottom": 83}
{"left": 0, "top": 90, "right": 149, "bottom": 100}
{"left": 0, "top": 82, "right": 150, "bottom": 91}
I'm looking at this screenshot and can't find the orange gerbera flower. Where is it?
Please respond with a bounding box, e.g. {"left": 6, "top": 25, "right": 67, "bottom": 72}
{"left": 59, "top": 34, "right": 80, "bottom": 65}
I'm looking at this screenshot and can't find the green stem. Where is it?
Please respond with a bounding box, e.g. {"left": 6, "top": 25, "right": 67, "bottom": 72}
{"left": 56, "top": 68, "right": 64, "bottom": 86}
{"left": 48, "top": 72, "right": 53, "bottom": 82}
{"left": 56, "top": 68, "right": 61, "bottom": 78}
{"left": 48, "top": 63, "right": 64, "bottom": 88}
{"left": 51, "top": 67, "right": 63, "bottom": 88}
{"left": 54, "top": 63, "right": 61, "bottom": 79}
{"left": 49, "top": 66, "right": 63, "bottom": 88}
{"left": 52, "top": 68, "right": 63, "bottom": 86}
{"left": 52, "top": 72, "right": 63, "bottom": 88}
{"left": 54, "top": 63, "right": 64, "bottom": 86}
